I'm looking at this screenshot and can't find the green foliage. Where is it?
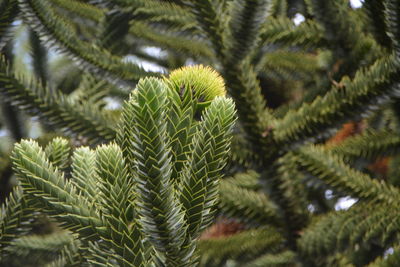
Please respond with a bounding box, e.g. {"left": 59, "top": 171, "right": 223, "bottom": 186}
{"left": 218, "top": 178, "right": 280, "bottom": 226}
{"left": 0, "top": 0, "right": 18, "bottom": 50}
{"left": 0, "top": 187, "right": 32, "bottom": 252}
{"left": 273, "top": 55, "right": 400, "bottom": 143}
{"left": 4, "top": 230, "right": 76, "bottom": 265}
{"left": 198, "top": 227, "right": 285, "bottom": 266}
{"left": 295, "top": 145, "right": 399, "bottom": 202}
{"left": 18, "top": 0, "right": 154, "bottom": 87}
{"left": 4, "top": 67, "right": 236, "bottom": 266}
{"left": 2, "top": 0, "right": 400, "bottom": 266}
{"left": 0, "top": 56, "right": 117, "bottom": 144}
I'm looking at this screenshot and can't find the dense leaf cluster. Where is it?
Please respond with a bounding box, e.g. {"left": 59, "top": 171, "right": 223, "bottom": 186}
{"left": 1, "top": 0, "right": 400, "bottom": 266}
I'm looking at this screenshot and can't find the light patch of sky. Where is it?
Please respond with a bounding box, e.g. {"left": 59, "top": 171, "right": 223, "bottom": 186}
{"left": 46, "top": 47, "right": 168, "bottom": 73}
{"left": 307, "top": 204, "right": 316, "bottom": 213}
{"left": 325, "top": 189, "right": 334, "bottom": 199}
{"left": 384, "top": 247, "right": 394, "bottom": 258}
{"left": 350, "top": 0, "right": 363, "bottom": 8}
{"left": 293, "top": 13, "right": 305, "bottom": 26}
{"left": 185, "top": 58, "right": 197, "bottom": 66}
{"left": 308, "top": 196, "right": 357, "bottom": 212}
{"left": 13, "top": 26, "right": 32, "bottom": 68}
{"left": 335, "top": 196, "right": 357, "bottom": 210}
{"left": 0, "top": 129, "right": 8, "bottom": 137}
{"left": 48, "top": 48, "right": 61, "bottom": 62}
{"left": 141, "top": 61, "right": 167, "bottom": 73}
{"left": 142, "top": 46, "right": 168, "bottom": 59}
{"left": 325, "top": 190, "right": 358, "bottom": 211}
{"left": 27, "top": 120, "right": 43, "bottom": 139}
{"left": 104, "top": 97, "right": 121, "bottom": 110}
{"left": 123, "top": 55, "right": 166, "bottom": 73}
{"left": 12, "top": 20, "right": 22, "bottom": 26}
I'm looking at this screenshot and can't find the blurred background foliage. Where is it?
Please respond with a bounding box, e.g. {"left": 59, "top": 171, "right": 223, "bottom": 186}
{"left": 2, "top": 0, "right": 400, "bottom": 266}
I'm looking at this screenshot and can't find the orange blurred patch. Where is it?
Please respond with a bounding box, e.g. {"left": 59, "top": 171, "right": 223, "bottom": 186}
{"left": 368, "top": 157, "right": 390, "bottom": 178}
{"left": 200, "top": 218, "right": 245, "bottom": 240}
{"left": 326, "top": 122, "right": 363, "bottom": 146}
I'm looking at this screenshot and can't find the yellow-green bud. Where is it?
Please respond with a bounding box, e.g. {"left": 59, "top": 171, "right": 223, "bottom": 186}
{"left": 167, "top": 65, "right": 226, "bottom": 109}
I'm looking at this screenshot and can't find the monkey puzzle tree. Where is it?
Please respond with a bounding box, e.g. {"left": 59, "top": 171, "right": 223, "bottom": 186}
{"left": 1, "top": 0, "right": 400, "bottom": 266}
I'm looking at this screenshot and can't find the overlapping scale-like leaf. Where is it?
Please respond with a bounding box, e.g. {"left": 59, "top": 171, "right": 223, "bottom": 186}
{"left": 12, "top": 140, "right": 102, "bottom": 240}
{"left": 0, "top": 186, "right": 33, "bottom": 251}
{"left": 165, "top": 86, "right": 196, "bottom": 183}
{"left": 44, "top": 137, "right": 71, "bottom": 171}
{"left": 128, "top": 77, "right": 189, "bottom": 266}
{"left": 70, "top": 147, "right": 99, "bottom": 201}
{"left": 95, "top": 144, "right": 145, "bottom": 266}
{"left": 179, "top": 96, "right": 236, "bottom": 239}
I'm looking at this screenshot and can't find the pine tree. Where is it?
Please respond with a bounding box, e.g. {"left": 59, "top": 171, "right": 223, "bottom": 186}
{"left": 1, "top": 0, "right": 400, "bottom": 266}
